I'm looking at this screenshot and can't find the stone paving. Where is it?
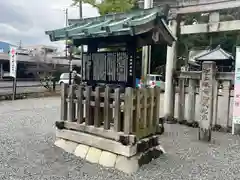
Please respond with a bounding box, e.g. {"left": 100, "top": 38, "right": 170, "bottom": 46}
{"left": 0, "top": 97, "right": 240, "bottom": 179}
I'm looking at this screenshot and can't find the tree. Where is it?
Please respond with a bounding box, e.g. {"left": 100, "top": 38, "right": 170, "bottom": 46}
{"left": 72, "top": 0, "right": 137, "bottom": 15}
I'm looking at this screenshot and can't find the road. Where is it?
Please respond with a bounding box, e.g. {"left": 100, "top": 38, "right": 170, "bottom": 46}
{"left": 0, "top": 81, "right": 54, "bottom": 95}
{"left": 0, "top": 86, "right": 46, "bottom": 95}
{"left": 0, "top": 81, "right": 41, "bottom": 88}
{"left": 0, "top": 97, "right": 239, "bottom": 179}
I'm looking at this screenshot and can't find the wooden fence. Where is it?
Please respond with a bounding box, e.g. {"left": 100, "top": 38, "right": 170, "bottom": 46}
{"left": 58, "top": 84, "right": 161, "bottom": 142}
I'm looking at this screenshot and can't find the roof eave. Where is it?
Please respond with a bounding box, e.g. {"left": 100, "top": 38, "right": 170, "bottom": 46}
{"left": 45, "top": 6, "right": 173, "bottom": 44}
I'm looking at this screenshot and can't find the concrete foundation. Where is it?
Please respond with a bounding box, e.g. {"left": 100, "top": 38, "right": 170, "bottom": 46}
{"left": 54, "top": 136, "right": 164, "bottom": 174}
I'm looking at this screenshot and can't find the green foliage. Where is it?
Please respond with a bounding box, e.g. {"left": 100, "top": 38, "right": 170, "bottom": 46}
{"left": 70, "top": 1, "right": 240, "bottom": 74}
{"left": 72, "top": 46, "right": 81, "bottom": 55}
{"left": 72, "top": 0, "right": 137, "bottom": 15}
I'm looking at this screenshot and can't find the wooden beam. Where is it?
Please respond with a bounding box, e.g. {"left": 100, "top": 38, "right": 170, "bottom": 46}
{"left": 176, "top": 0, "right": 240, "bottom": 14}
{"left": 59, "top": 121, "right": 136, "bottom": 144}
{"left": 181, "top": 20, "right": 240, "bottom": 34}
{"left": 56, "top": 129, "right": 137, "bottom": 157}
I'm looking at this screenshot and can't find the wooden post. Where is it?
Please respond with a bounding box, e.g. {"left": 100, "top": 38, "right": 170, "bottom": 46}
{"left": 61, "top": 83, "right": 68, "bottom": 120}
{"left": 143, "top": 88, "right": 148, "bottom": 128}
{"left": 104, "top": 86, "right": 111, "bottom": 130}
{"left": 178, "top": 79, "right": 185, "bottom": 122}
{"left": 77, "top": 85, "right": 84, "bottom": 124}
{"left": 198, "top": 61, "right": 216, "bottom": 141}
{"left": 149, "top": 88, "right": 155, "bottom": 128}
{"left": 135, "top": 89, "right": 141, "bottom": 136}
{"left": 124, "top": 87, "right": 133, "bottom": 134}
{"left": 155, "top": 87, "right": 161, "bottom": 125}
{"left": 85, "top": 86, "right": 93, "bottom": 125}
{"left": 114, "top": 88, "right": 121, "bottom": 132}
{"left": 94, "top": 86, "right": 101, "bottom": 127}
{"left": 186, "top": 79, "right": 196, "bottom": 123}
{"left": 68, "top": 85, "right": 75, "bottom": 122}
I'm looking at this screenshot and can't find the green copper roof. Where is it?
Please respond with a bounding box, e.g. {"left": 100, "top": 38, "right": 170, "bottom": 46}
{"left": 45, "top": 6, "right": 176, "bottom": 44}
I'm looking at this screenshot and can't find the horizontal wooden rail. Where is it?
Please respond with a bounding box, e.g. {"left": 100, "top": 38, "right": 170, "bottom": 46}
{"left": 57, "top": 121, "right": 137, "bottom": 144}
{"left": 65, "top": 98, "right": 156, "bottom": 110}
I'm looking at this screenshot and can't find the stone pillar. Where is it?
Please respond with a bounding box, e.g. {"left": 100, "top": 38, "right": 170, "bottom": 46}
{"left": 177, "top": 78, "right": 185, "bottom": 122}
{"left": 212, "top": 80, "right": 219, "bottom": 126}
{"left": 186, "top": 79, "right": 196, "bottom": 124}
{"left": 198, "top": 61, "right": 216, "bottom": 141}
{"left": 222, "top": 81, "right": 231, "bottom": 129}
{"left": 141, "top": 0, "right": 153, "bottom": 78}
{"left": 164, "top": 18, "right": 178, "bottom": 121}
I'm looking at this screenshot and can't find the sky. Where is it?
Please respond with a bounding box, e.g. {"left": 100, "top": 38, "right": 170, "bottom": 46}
{"left": 0, "top": 0, "right": 99, "bottom": 50}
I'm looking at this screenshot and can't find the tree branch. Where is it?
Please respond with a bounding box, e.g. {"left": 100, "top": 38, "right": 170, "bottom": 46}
{"left": 71, "top": 0, "right": 99, "bottom": 8}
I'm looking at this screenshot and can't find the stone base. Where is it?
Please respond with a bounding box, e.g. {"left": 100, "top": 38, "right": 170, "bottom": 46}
{"left": 232, "top": 123, "right": 240, "bottom": 135}
{"left": 198, "top": 128, "right": 211, "bottom": 142}
{"left": 54, "top": 138, "right": 164, "bottom": 174}
{"left": 164, "top": 115, "right": 178, "bottom": 124}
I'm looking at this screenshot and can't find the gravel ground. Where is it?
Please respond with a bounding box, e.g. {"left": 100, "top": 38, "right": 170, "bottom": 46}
{"left": 0, "top": 97, "right": 240, "bottom": 180}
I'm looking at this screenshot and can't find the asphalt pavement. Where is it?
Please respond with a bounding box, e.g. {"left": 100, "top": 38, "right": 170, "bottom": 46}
{"left": 0, "top": 81, "right": 41, "bottom": 88}
{"left": 0, "top": 81, "right": 53, "bottom": 95}
{"left": 0, "top": 97, "right": 240, "bottom": 179}
{"left": 0, "top": 86, "right": 46, "bottom": 95}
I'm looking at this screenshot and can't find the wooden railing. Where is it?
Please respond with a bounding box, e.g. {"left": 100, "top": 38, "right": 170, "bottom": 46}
{"left": 59, "top": 84, "right": 161, "bottom": 143}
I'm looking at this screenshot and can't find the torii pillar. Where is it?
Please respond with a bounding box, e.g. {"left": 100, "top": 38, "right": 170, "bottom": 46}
{"left": 164, "top": 12, "right": 178, "bottom": 121}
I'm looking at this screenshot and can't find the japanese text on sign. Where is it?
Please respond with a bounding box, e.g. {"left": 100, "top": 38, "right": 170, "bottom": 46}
{"left": 9, "top": 46, "right": 17, "bottom": 78}
{"left": 200, "top": 65, "right": 212, "bottom": 121}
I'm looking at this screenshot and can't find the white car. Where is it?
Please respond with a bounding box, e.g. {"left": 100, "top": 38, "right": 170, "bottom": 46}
{"left": 58, "top": 73, "right": 81, "bottom": 85}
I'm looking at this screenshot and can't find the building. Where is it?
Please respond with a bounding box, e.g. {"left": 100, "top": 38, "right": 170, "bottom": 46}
{"left": 0, "top": 41, "right": 81, "bottom": 79}
{"left": 138, "top": 0, "right": 178, "bottom": 8}
{"left": 0, "top": 41, "right": 17, "bottom": 53}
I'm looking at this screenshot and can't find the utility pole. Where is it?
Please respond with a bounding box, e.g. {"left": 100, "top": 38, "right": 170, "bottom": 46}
{"left": 142, "top": 0, "right": 153, "bottom": 82}
{"left": 19, "top": 40, "right": 22, "bottom": 49}
{"left": 79, "top": 0, "right": 83, "bottom": 18}
{"left": 64, "top": 8, "right": 68, "bottom": 58}
{"left": 64, "top": 8, "right": 72, "bottom": 85}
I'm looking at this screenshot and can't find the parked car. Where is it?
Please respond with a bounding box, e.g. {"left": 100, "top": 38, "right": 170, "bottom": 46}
{"left": 137, "top": 74, "right": 165, "bottom": 90}
{"left": 58, "top": 72, "right": 81, "bottom": 85}
{"left": 146, "top": 74, "right": 163, "bottom": 88}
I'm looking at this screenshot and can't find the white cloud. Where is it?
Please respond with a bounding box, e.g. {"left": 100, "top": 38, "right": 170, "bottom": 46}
{"left": 0, "top": 0, "right": 99, "bottom": 50}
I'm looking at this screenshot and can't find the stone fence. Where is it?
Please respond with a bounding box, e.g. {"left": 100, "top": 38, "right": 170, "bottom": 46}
{"left": 170, "top": 61, "right": 235, "bottom": 138}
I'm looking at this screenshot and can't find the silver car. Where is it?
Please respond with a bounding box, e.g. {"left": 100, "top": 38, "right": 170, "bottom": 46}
{"left": 58, "top": 72, "right": 81, "bottom": 85}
